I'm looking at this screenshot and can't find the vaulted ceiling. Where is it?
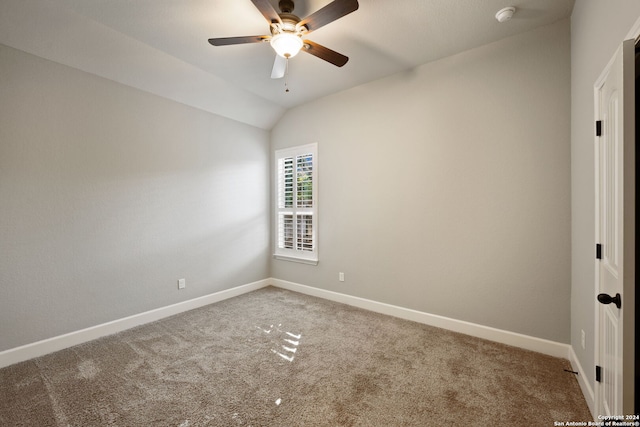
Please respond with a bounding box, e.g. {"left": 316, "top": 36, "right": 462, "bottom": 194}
{"left": 0, "top": 0, "right": 574, "bottom": 129}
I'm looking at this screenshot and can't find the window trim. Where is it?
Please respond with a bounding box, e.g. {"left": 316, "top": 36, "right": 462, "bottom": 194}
{"left": 273, "top": 143, "right": 318, "bottom": 265}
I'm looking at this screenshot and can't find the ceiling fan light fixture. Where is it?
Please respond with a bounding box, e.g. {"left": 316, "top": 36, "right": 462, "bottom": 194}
{"left": 270, "top": 32, "right": 303, "bottom": 58}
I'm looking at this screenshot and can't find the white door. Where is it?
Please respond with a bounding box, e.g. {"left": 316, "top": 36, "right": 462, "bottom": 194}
{"left": 594, "top": 39, "right": 635, "bottom": 416}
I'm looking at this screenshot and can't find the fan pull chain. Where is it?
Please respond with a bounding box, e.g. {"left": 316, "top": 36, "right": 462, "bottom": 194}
{"left": 284, "top": 57, "right": 290, "bottom": 93}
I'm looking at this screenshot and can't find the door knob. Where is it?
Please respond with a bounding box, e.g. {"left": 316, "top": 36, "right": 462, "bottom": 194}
{"left": 597, "top": 293, "right": 622, "bottom": 309}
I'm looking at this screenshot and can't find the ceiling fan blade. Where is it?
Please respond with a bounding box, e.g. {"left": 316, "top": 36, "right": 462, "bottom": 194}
{"left": 208, "top": 35, "right": 270, "bottom": 46}
{"left": 302, "top": 40, "right": 348, "bottom": 67}
{"left": 298, "top": 0, "right": 359, "bottom": 33}
{"left": 271, "top": 55, "right": 287, "bottom": 79}
{"left": 251, "top": 0, "right": 282, "bottom": 24}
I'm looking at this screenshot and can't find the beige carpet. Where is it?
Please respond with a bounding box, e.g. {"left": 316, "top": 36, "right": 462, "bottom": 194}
{"left": 1, "top": 286, "right": 592, "bottom": 426}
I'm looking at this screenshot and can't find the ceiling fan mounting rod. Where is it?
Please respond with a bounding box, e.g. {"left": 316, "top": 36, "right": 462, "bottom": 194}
{"left": 279, "top": 0, "right": 295, "bottom": 14}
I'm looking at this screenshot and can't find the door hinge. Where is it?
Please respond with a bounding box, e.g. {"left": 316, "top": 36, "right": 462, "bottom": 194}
{"left": 596, "top": 365, "right": 602, "bottom": 382}
{"left": 596, "top": 243, "right": 602, "bottom": 260}
{"left": 596, "top": 120, "right": 602, "bottom": 137}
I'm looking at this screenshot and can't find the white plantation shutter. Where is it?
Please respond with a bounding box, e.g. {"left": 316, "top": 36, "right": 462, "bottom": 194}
{"left": 275, "top": 143, "right": 317, "bottom": 264}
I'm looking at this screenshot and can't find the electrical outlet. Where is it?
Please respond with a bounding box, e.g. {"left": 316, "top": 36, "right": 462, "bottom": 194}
{"left": 339, "top": 272, "right": 345, "bottom": 282}
{"left": 581, "top": 330, "right": 585, "bottom": 350}
{"left": 178, "top": 278, "right": 186, "bottom": 290}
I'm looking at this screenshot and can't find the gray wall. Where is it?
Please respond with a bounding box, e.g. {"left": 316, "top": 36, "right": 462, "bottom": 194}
{"left": 271, "top": 20, "right": 571, "bottom": 343}
{"left": 0, "top": 44, "right": 270, "bottom": 352}
{"left": 570, "top": 0, "right": 640, "bottom": 388}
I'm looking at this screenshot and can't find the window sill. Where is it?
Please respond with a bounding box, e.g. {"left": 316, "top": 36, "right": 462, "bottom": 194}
{"left": 273, "top": 254, "right": 318, "bottom": 265}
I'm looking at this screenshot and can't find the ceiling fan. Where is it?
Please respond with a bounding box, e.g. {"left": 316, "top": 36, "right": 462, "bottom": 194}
{"left": 208, "top": 0, "right": 359, "bottom": 79}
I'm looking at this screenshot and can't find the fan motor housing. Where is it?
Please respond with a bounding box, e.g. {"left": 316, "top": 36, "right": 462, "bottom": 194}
{"left": 271, "top": 14, "right": 302, "bottom": 35}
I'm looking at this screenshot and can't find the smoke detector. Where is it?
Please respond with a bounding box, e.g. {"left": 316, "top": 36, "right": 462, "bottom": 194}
{"left": 495, "top": 6, "right": 516, "bottom": 23}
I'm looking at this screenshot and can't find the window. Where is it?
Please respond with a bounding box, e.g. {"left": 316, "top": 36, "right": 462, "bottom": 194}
{"left": 274, "top": 143, "right": 318, "bottom": 264}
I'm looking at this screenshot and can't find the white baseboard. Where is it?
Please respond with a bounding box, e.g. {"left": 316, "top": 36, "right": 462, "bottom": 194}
{"left": 0, "top": 279, "right": 270, "bottom": 369}
{"left": 270, "top": 278, "right": 571, "bottom": 359}
{"left": 0, "top": 277, "right": 573, "bottom": 369}
{"left": 569, "top": 346, "right": 596, "bottom": 418}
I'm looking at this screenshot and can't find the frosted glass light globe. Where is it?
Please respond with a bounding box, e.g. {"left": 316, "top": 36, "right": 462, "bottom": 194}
{"left": 271, "top": 33, "right": 303, "bottom": 58}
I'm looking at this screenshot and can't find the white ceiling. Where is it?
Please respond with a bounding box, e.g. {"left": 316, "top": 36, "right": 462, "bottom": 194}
{"left": 0, "top": 0, "right": 574, "bottom": 129}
